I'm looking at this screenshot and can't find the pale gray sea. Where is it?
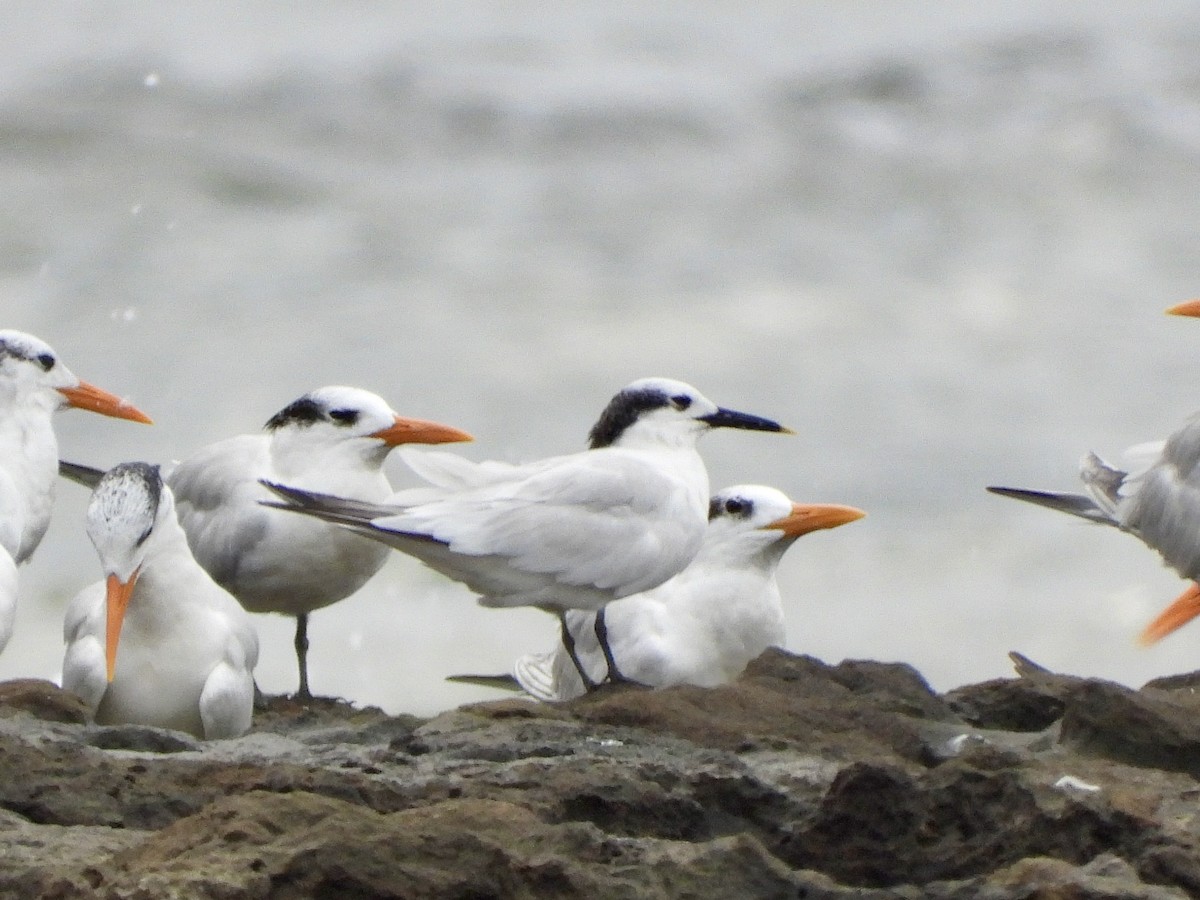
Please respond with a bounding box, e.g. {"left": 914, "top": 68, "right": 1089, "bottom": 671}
{"left": 5, "top": 2, "right": 1200, "bottom": 715}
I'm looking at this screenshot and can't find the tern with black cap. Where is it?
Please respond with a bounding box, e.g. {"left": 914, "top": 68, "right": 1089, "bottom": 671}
{"left": 167, "top": 385, "right": 473, "bottom": 699}
{"left": 262, "top": 378, "right": 792, "bottom": 669}
{"left": 0, "top": 329, "right": 151, "bottom": 656}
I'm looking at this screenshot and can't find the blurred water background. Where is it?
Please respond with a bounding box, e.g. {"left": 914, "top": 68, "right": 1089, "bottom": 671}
{"left": 5, "top": 2, "right": 1200, "bottom": 715}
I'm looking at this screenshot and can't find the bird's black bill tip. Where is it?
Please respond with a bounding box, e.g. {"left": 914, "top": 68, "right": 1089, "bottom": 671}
{"left": 699, "top": 407, "right": 792, "bottom": 434}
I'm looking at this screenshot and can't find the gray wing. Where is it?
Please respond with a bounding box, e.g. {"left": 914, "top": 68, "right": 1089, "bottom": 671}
{"left": 259, "top": 480, "right": 402, "bottom": 524}
{"left": 263, "top": 449, "right": 706, "bottom": 610}
{"left": 169, "top": 436, "right": 277, "bottom": 588}
{"left": 1118, "top": 418, "right": 1200, "bottom": 581}
{"left": 985, "top": 485, "right": 1118, "bottom": 526}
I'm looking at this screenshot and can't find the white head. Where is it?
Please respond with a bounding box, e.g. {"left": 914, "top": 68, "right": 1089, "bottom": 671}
{"left": 0, "top": 329, "right": 152, "bottom": 423}
{"left": 703, "top": 484, "right": 865, "bottom": 563}
{"left": 264, "top": 385, "right": 472, "bottom": 467}
{"left": 587, "top": 378, "right": 791, "bottom": 450}
{"left": 84, "top": 462, "right": 174, "bottom": 681}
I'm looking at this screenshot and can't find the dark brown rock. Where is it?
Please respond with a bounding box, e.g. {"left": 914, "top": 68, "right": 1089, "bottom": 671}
{"left": 3, "top": 649, "right": 1200, "bottom": 898}
{"left": 41, "top": 792, "right": 813, "bottom": 899}
{"left": 944, "top": 676, "right": 1068, "bottom": 731}
{"left": 1059, "top": 679, "right": 1200, "bottom": 777}
{"left": 0, "top": 680, "right": 89, "bottom": 725}
{"left": 574, "top": 650, "right": 956, "bottom": 766}
{"left": 778, "top": 758, "right": 1153, "bottom": 889}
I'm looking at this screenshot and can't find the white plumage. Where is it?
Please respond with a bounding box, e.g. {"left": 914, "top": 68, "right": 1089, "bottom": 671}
{"left": 0, "top": 329, "right": 151, "bottom": 656}
{"left": 512, "top": 485, "right": 865, "bottom": 701}
{"left": 167, "top": 386, "right": 472, "bottom": 698}
{"left": 988, "top": 298, "right": 1200, "bottom": 645}
{"left": 62, "top": 463, "right": 259, "bottom": 740}
{"left": 263, "top": 378, "right": 792, "bottom": 616}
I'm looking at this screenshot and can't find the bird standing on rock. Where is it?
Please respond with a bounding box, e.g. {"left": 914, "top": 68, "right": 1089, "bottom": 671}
{"left": 262, "top": 378, "right": 793, "bottom": 671}
{"left": 62, "top": 462, "right": 259, "bottom": 740}
{"left": 512, "top": 484, "right": 865, "bottom": 701}
{"left": 0, "top": 329, "right": 151, "bottom": 656}
{"left": 989, "top": 300, "right": 1200, "bottom": 646}
{"left": 167, "top": 386, "right": 473, "bottom": 700}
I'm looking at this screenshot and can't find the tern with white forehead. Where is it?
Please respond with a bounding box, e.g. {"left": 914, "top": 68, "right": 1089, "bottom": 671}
{"left": 62, "top": 463, "right": 259, "bottom": 739}
{"left": 512, "top": 485, "right": 865, "bottom": 701}
{"left": 167, "top": 385, "right": 473, "bottom": 699}
{"left": 263, "top": 378, "right": 793, "bottom": 645}
{"left": 0, "top": 329, "right": 151, "bottom": 656}
{"left": 989, "top": 300, "right": 1200, "bottom": 648}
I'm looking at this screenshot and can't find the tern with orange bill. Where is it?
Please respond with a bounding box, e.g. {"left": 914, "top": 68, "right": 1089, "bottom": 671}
{"left": 62, "top": 463, "right": 259, "bottom": 739}
{"left": 167, "top": 386, "right": 473, "bottom": 699}
{"left": 988, "top": 300, "right": 1200, "bottom": 646}
{"left": 262, "top": 378, "right": 793, "bottom": 674}
{"left": 0, "top": 330, "right": 151, "bottom": 655}
{"left": 510, "top": 485, "right": 865, "bottom": 701}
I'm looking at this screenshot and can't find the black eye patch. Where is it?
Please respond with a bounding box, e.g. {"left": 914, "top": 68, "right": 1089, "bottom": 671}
{"left": 725, "top": 498, "right": 752, "bottom": 517}
{"left": 671, "top": 394, "right": 692, "bottom": 411}
{"left": 709, "top": 497, "right": 752, "bottom": 520}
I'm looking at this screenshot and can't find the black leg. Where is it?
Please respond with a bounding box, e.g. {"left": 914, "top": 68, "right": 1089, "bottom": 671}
{"left": 594, "top": 608, "right": 632, "bottom": 685}
{"left": 294, "top": 612, "right": 312, "bottom": 701}
{"left": 560, "top": 612, "right": 598, "bottom": 693}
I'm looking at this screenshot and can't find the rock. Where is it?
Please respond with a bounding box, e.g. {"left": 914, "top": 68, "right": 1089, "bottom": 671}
{"left": 1058, "top": 678, "right": 1200, "bottom": 777}
{"left": 574, "top": 650, "right": 957, "bottom": 766}
{"left": 944, "top": 676, "right": 1067, "bottom": 731}
{"left": 85, "top": 724, "right": 201, "bottom": 753}
{"left": 0, "top": 680, "right": 89, "bottom": 725}
{"left": 40, "top": 793, "right": 815, "bottom": 899}
{"left": 3, "top": 649, "right": 1200, "bottom": 897}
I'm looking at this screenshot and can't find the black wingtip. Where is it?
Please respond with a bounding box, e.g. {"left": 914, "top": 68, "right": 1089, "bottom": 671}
{"left": 445, "top": 673, "right": 523, "bottom": 691}
{"left": 985, "top": 484, "right": 1116, "bottom": 526}
{"left": 59, "top": 460, "right": 106, "bottom": 490}
{"left": 986, "top": 486, "right": 1020, "bottom": 497}
{"left": 258, "top": 479, "right": 315, "bottom": 505}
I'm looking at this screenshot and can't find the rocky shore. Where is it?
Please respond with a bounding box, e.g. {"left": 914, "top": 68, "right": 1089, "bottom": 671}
{"left": 4, "top": 649, "right": 1200, "bottom": 898}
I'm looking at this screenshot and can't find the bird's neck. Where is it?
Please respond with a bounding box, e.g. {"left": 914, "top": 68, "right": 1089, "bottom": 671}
{"left": 271, "top": 435, "right": 387, "bottom": 479}
{"left": 610, "top": 423, "right": 704, "bottom": 454}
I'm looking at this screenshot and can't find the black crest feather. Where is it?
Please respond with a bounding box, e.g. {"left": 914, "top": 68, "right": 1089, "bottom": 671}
{"left": 265, "top": 396, "right": 323, "bottom": 431}
{"left": 587, "top": 387, "right": 671, "bottom": 449}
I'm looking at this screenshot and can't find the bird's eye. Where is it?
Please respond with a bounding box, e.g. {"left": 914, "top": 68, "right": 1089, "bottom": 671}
{"left": 36, "top": 353, "right": 55, "bottom": 371}
{"left": 328, "top": 409, "right": 359, "bottom": 426}
{"left": 724, "top": 498, "right": 748, "bottom": 516}
{"left": 671, "top": 394, "right": 692, "bottom": 411}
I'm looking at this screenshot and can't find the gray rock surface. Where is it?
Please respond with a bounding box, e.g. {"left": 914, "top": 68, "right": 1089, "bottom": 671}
{"left": 3, "top": 650, "right": 1200, "bottom": 898}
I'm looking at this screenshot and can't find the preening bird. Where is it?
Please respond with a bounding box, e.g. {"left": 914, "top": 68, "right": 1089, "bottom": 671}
{"left": 0, "top": 329, "right": 151, "bottom": 655}
{"left": 988, "top": 300, "right": 1200, "bottom": 646}
{"left": 262, "top": 378, "right": 792, "bottom": 634}
{"left": 512, "top": 485, "right": 865, "bottom": 701}
{"left": 166, "top": 386, "right": 473, "bottom": 699}
{"left": 62, "top": 462, "right": 259, "bottom": 739}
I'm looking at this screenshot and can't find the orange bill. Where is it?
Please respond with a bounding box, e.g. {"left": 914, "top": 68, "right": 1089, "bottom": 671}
{"left": 1166, "top": 300, "right": 1200, "bottom": 318}
{"left": 1138, "top": 582, "right": 1200, "bottom": 646}
{"left": 763, "top": 502, "right": 866, "bottom": 537}
{"left": 105, "top": 571, "right": 139, "bottom": 682}
{"left": 370, "top": 415, "right": 473, "bottom": 446}
{"left": 58, "top": 381, "right": 153, "bottom": 424}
